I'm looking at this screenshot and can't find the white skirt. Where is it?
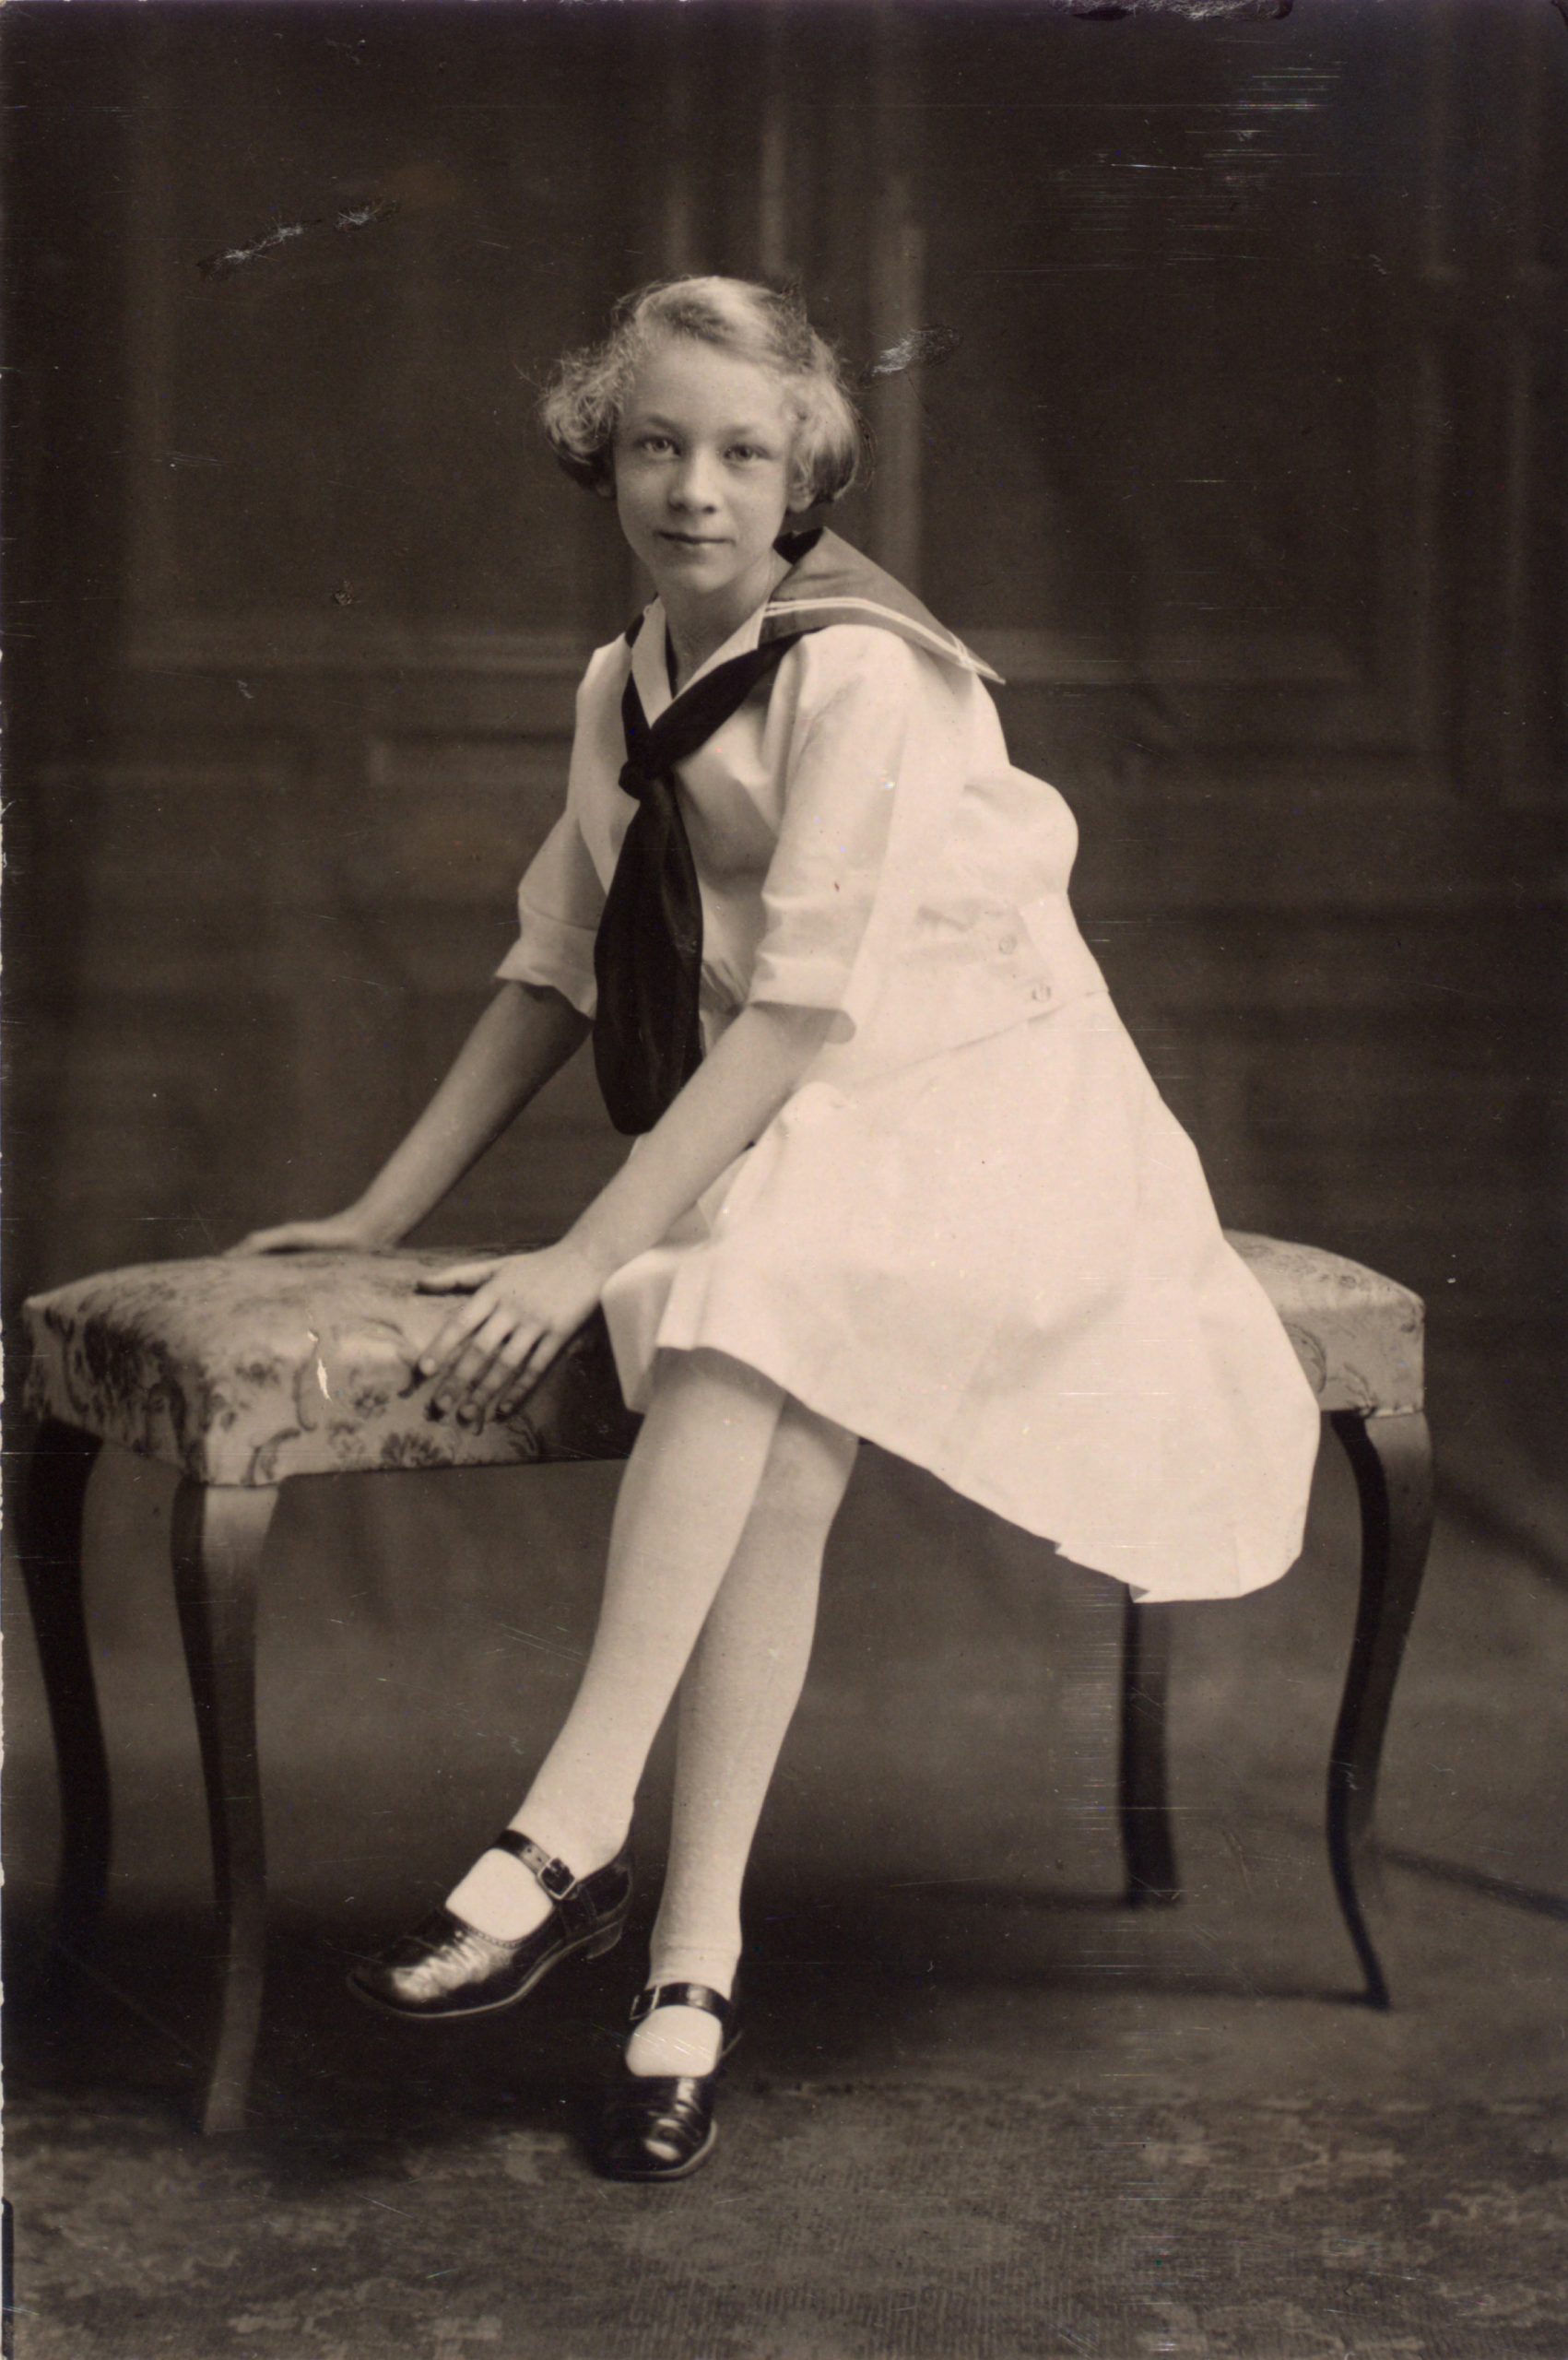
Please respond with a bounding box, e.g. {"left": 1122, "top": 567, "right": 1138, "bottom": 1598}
{"left": 599, "top": 994, "right": 1321, "bottom": 1602}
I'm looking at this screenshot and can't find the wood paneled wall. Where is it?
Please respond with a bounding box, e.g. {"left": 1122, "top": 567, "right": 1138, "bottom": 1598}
{"left": 7, "top": 0, "right": 1563, "bottom": 1370}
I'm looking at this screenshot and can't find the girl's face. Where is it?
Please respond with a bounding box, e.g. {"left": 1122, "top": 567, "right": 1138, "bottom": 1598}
{"left": 610, "top": 337, "right": 803, "bottom": 642}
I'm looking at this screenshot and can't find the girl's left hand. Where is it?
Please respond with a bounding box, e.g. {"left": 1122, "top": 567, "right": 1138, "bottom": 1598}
{"left": 415, "top": 1242, "right": 606, "bottom": 1424}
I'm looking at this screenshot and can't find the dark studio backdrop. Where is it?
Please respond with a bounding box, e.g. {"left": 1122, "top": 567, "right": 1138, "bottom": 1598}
{"left": 4, "top": 0, "right": 1565, "bottom": 2069}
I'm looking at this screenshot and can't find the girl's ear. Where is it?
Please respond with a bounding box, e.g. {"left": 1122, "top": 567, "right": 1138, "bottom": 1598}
{"left": 786, "top": 463, "right": 817, "bottom": 514}
{"left": 594, "top": 469, "right": 618, "bottom": 502}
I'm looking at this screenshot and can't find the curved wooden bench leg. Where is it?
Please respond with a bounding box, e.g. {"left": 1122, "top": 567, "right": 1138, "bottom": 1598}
{"left": 16, "top": 1420, "right": 110, "bottom": 1946}
{"left": 171, "top": 1478, "right": 278, "bottom": 2134}
{"left": 1119, "top": 1595, "right": 1180, "bottom": 1905}
{"left": 1327, "top": 1409, "right": 1434, "bottom": 2010}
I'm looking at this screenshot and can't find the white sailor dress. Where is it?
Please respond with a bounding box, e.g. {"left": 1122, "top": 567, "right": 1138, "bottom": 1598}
{"left": 497, "top": 590, "right": 1321, "bottom": 1603}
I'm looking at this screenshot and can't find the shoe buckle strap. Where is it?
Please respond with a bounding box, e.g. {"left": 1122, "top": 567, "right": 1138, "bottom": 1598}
{"left": 537, "top": 1856, "right": 577, "bottom": 1903}
{"left": 630, "top": 1981, "right": 732, "bottom": 2027}
{"left": 489, "top": 1830, "right": 590, "bottom": 1929}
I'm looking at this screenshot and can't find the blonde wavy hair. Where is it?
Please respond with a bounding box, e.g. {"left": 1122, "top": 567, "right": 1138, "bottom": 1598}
{"left": 539, "top": 277, "right": 864, "bottom": 510}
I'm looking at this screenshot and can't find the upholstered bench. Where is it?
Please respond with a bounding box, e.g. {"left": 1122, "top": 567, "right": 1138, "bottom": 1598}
{"left": 18, "top": 1234, "right": 1430, "bottom": 2133}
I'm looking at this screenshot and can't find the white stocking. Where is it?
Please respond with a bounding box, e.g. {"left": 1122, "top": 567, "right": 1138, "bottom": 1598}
{"left": 626, "top": 1391, "right": 859, "bottom": 2078}
{"left": 447, "top": 1348, "right": 786, "bottom": 1940}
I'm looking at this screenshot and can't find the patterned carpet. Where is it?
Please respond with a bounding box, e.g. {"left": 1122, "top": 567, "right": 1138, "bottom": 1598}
{"left": 9, "top": 2070, "right": 1565, "bottom": 2359}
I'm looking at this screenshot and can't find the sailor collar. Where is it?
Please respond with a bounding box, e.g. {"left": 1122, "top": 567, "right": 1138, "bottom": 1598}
{"left": 761, "top": 526, "right": 1002, "bottom": 683}
{"left": 626, "top": 525, "right": 1003, "bottom": 718}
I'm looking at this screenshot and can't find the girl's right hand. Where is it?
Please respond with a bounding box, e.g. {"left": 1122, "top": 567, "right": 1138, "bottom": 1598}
{"left": 228, "top": 1209, "right": 388, "bottom": 1257}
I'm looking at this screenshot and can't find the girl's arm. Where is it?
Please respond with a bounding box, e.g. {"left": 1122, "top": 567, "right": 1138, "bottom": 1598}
{"left": 570, "top": 999, "right": 835, "bottom": 1278}
{"left": 234, "top": 981, "right": 590, "bottom": 1253}
{"left": 415, "top": 998, "right": 835, "bottom": 1418}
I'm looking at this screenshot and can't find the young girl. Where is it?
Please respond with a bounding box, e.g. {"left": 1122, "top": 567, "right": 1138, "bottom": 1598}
{"left": 242, "top": 277, "right": 1321, "bottom": 2182}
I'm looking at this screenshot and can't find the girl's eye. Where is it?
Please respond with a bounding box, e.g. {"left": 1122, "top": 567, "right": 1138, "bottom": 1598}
{"left": 636, "top": 433, "right": 677, "bottom": 455}
{"left": 727, "top": 444, "right": 769, "bottom": 464}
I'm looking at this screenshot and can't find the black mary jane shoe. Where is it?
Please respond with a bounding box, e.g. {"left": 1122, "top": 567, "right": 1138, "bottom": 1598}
{"left": 592, "top": 1981, "right": 739, "bottom": 2184}
{"left": 347, "top": 1831, "right": 632, "bottom": 2023}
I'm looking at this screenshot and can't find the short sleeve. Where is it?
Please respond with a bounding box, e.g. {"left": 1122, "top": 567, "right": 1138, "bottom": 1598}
{"left": 494, "top": 805, "right": 604, "bottom": 1018}
{"left": 747, "top": 628, "right": 973, "bottom": 1042}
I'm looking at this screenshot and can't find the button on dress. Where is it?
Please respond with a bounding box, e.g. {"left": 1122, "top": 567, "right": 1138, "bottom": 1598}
{"left": 497, "top": 596, "right": 1320, "bottom": 1602}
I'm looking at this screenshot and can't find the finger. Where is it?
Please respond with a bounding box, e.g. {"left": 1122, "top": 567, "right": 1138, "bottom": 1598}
{"left": 468, "top": 1328, "right": 548, "bottom": 1418}
{"left": 416, "top": 1260, "right": 501, "bottom": 1296}
{"left": 419, "top": 1292, "right": 499, "bottom": 1386}
{"left": 423, "top": 1283, "right": 501, "bottom": 1353}
{"left": 446, "top": 1317, "right": 544, "bottom": 1425}
{"left": 495, "top": 1323, "right": 571, "bottom": 1418}
{"left": 494, "top": 1361, "right": 540, "bottom": 1419}
{"left": 447, "top": 1308, "right": 536, "bottom": 1409}
{"left": 427, "top": 1301, "right": 524, "bottom": 1409}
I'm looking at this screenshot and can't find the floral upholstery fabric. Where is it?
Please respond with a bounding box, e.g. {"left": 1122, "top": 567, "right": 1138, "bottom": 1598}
{"left": 1225, "top": 1231, "right": 1423, "bottom": 1418}
{"left": 23, "top": 1234, "right": 1422, "bottom": 1491}
{"left": 22, "top": 1250, "right": 641, "bottom": 1488}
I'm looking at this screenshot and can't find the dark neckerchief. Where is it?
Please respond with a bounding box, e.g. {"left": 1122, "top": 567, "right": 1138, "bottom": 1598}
{"left": 592, "top": 623, "right": 804, "bottom": 1134}
{"left": 591, "top": 532, "right": 998, "bottom": 1137}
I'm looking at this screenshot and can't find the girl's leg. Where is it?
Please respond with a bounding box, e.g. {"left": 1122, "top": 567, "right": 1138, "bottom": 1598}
{"left": 625, "top": 1393, "right": 860, "bottom": 2078}
{"left": 447, "top": 1348, "right": 787, "bottom": 1941}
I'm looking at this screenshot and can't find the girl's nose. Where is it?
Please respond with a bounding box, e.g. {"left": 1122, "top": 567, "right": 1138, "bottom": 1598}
{"left": 670, "top": 454, "right": 719, "bottom": 510}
